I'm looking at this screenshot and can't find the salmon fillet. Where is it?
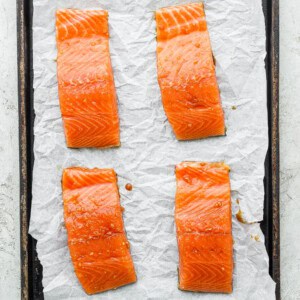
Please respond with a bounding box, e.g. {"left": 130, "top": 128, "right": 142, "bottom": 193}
{"left": 156, "top": 3, "right": 225, "bottom": 140}
{"left": 56, "top": 10, "right": 120, "bottom": 148}
{"left": 175, "top": 162, "right": 233, "bottom": 293}
{"left": 62, "top": 167, "right": 136, "bottom": 294}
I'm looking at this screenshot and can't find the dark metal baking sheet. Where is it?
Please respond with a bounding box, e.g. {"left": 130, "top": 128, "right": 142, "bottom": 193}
{"left": 17, "top": 0, "right": 280, "bottom": 299}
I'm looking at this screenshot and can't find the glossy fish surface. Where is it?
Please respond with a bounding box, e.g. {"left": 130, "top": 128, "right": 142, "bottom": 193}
{"left": 175, "top": 162, "right": 233, "bottom": 293}
{"left": 62, "top": 167, "right": 136, "bottom": 294}
{"left": 156, "top": 3, "right": 225, "bottom": 140}
{"left": 56, "top": 9, "right": 120, "bottom": 148}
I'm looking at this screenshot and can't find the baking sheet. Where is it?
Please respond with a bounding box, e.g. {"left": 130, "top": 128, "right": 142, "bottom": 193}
{"left": 30, "top": 0, "right": 276, "bottom": 299}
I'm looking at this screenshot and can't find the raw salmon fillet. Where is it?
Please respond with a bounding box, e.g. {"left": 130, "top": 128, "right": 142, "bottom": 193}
{"left": 156, "top": 3, "right": 225, "bottom": 140}
{"left": 175, "top": 162, "right": 233, "bottom": 293}
{"left": 56, "top": 9, "right": 120, "bottom": 148}
{"left": 62, "top": 168, "right": 136, "bottom": 294}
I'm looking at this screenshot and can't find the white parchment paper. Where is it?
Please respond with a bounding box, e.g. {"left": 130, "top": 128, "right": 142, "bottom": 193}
{"left": 30, "top": 0, "right": 276, "bottom": 299}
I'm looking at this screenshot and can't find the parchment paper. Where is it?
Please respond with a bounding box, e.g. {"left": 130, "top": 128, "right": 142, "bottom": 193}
{"left": 30, "top": 0, "right": 276, "bottom": 299}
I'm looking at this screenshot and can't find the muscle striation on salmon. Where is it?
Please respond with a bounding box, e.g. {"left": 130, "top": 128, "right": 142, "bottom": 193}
{"left": 175, "top": 162, "right": 233, "bottom": 293}
{"left": 156, "top": 3, "right": 225, "bottom": 140}
{"left": 56, "top": 9, "right": 120, "bottom": 148}
{"left": 62, "top": 167, "right": 136, "bottom": 294}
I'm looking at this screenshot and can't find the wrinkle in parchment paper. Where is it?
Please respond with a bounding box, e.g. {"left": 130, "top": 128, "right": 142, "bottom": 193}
{"left": 30, "top": 0, "right": 276, "bottom": 299}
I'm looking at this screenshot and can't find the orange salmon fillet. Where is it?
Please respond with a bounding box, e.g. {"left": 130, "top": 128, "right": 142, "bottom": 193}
{"left": 56, "top": 10, "right": 120, "bottom": 148}
{"left": 175, "top": 162, "right": 233, "bottom": 293}
{"left": 62, "top": 168, "right": 136, "bottom": 294}
{"left": 156, "top": 3, "right": 225, "bottom": 140}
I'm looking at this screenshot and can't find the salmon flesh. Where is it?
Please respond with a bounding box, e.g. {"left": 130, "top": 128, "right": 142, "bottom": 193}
{"left": 62, "top": 167, "right": 136, "bottom": 294}
{"left": 175, "top": 162, "right": 233, "bottom": 293}
{"left": 156, "top": 3, "right": 225, "bottom": 140}
{"left": 56, "top": 10, "right": 120, "bottom": 148}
